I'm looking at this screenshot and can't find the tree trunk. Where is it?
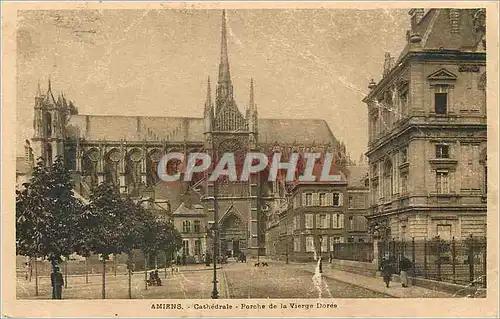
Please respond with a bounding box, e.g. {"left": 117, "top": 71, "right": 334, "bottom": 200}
{"left": 144, "top": 254, "right": 148, "bottom": 290}
{"left": 29, "top": 257, "right": 33, "bottom": 282}
{"left": 102, "top": 258, "right": 106, "bottom": 299}
{"left": 114, "top": 253, "right": 117, "bottom": 277}
{"left": 164, "top": 251, "right": 168, "bottom": 279}
{"left": 34, "top": 256, "right": 39, "bottom": 296}
{"left": 64, "top": 257, "right": 68, "bottom": 288}
{"left": 85, "top": 257, "right": 89, "bottom": 284}
{"left": 128, "top": 252, "right": 132, "bottom": 299}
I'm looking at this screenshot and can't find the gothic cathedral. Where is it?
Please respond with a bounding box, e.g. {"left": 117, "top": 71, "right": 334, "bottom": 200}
{"left": 25, "top": 10, "right": 349, "bottom": 259}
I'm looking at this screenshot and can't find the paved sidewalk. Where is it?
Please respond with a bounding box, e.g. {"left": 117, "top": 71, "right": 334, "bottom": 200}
{"left": 319, "top": 267, "right": 453, "bottom": 298}
{"left": 262, "top": 258, "right": 453, "bottom": 298}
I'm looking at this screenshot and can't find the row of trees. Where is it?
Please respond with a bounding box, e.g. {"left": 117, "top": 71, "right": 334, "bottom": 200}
{"left": 16, "top": 156, "right": 182, "bottom": 298}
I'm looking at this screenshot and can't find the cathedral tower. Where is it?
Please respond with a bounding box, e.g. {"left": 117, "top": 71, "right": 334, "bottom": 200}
{"left": 32, "top": 79, "right": 78, "bottom": 167}
{"left": 204, "top": 10, "right": 262, "bottom": 258}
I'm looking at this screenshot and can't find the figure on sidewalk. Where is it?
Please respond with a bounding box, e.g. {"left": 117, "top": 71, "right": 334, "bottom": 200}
{"left": 176, "top": 255, "right": 181, "bottom": 266}
{"left": 205, "top": 252, "right": 212, "bottom": 266}
{"left": 154, "top": 270, "right": 162, "bottom": 286}
{"left": 399, "top": 255, "right": 412, "bottom": 288}
{"left": 51, "top": 266, "right": 64, "bottom": 299}
{"left": 379, "top": 257, "right": 395, "bottom": 288}
{"left": 182, "top": 254, "right": 187, "bottom": 266}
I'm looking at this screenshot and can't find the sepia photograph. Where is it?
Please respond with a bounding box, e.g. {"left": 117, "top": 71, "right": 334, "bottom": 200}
{"left": 2, "top": 1, "right": 499, "bottom": 318}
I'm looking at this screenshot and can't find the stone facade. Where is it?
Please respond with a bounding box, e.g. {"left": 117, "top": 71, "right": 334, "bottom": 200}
{"left": 363, "top": 9, "right": 487, "bottom": 242}
{"left": 346, "top": 165, "right": 370, "bottom": 243}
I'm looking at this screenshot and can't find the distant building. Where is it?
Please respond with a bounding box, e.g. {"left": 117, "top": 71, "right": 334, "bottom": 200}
{"left": 171, "top": 203, "right": 208, "bottom": 263}
{"left": 363, "top": 8, "right": 487, "bottom": 242}
{"left": 16, "top": 141, "right": 35, "bottom": 190}
{"left": 265, "top": 160, "right": 371, "bottom": 262}
{"left": 346, "top": 165, "right": 370, "bottom": 243}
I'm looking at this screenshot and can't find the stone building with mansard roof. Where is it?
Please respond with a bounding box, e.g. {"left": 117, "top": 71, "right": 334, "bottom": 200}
{"left": 363, "top": 8, "right": 487, "bottom": 242}
{"left": 21, "top": 10, "right": 351, "bottom": 261}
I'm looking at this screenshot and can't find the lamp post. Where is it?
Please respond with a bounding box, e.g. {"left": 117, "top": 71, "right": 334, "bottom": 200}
{"left": 286, "top": 239, "right": 289, "bottom": 264}
{"left": 205, "top": 199, "right": 219, "bottom": 299}
{"left": 318, "top": 235, "right": 323, "bottom": 274}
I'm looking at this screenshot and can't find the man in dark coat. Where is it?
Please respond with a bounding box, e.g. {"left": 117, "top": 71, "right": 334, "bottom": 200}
{"left": 380, "top": 257, "right": 395, "bottom": 288}
{"left": 399, "top": 256, "right": 412, "bottom": 287}
{"left": 51, "top": 266, "right": 64, "bottom": 299}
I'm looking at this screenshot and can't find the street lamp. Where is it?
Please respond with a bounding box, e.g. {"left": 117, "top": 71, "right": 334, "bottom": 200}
{"left": 318, "top": 235, "right": 323, "bottom": 274}
{"left": 206, "top": 219, "right": 219, "bottom": 299}
{"left": 285, "top": 238, "right": 289, "bottom": 264}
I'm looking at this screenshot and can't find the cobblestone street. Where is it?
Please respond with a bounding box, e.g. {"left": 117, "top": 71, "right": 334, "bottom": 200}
{"left": 223, "top": 260, "right": 392, "bottom": 299}
{"left": 18, "top": 261, "right": 398, "bottom": 299}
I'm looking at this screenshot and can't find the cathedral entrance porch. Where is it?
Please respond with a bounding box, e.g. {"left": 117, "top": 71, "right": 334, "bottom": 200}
{"left": 219, "top": 213, "right": 248, "bottom": 258}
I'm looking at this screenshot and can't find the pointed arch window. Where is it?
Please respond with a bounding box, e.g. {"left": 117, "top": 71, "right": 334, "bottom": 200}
{"left": 44, "top": 112, "right": 52, "bottom": 137}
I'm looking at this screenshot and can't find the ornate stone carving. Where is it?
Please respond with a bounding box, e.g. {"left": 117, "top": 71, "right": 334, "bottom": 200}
{"left": 459, "top": 65, "right": 480, "bottom": 73}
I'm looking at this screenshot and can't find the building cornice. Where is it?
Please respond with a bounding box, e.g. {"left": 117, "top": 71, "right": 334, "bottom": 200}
{"left": 366, "top": 117, "right": 487, "bottom": 156}
{"left": 363, "top": 50, "right": 486, "bottom": 103}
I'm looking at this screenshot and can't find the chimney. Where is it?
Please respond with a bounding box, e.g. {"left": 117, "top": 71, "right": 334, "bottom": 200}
{"left": 409, "top": 9, "right": 425, "bottom": 29}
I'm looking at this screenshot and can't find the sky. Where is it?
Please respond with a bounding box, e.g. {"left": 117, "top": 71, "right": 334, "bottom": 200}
{"left": 16, "top": 9, "right": 410, "bottom": 160}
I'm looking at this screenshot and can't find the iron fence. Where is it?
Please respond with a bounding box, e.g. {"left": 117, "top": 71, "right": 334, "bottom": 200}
{"left": 378, "top": 235, "right": 487, "bottom": 287}
{"left": 332, "top": 242, "right": 374, "bottom": 262}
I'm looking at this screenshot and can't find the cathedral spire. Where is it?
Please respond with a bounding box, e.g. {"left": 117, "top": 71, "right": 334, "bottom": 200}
{"left": 247, "top": 78, "right": 258, "bottom": 132}
{"left": 204, "top": 76, "right": 212, "bottom": 114}
{"left": 249, "top": 78, "right": 255, "bottom": 111}
{"left": 216, "top": 9, "right": 233, "bottom": 106}
{"left": 45, "top": 76, "right": 56, "bottom": 105}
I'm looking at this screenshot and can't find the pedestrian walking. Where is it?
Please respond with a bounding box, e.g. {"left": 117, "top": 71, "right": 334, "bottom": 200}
{"left": 399, "top": 255, "right": 412, "bottom": 288}
{"left": 51, "top": 266, "right": 64, "bottom": 299}
{"left": 379, "top": 257, "right": 395, "bottom": 288}
{"left": 182, "top": 254, "right": 186, "bottom": 266}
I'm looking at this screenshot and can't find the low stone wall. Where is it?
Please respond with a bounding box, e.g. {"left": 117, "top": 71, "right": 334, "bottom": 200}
{"left": 391, "top": 273, "right": 486, "bottom": 297}
{"left": 331, "top": 259, "right": 486, "bottom": 296}
{"left": 330, "top": 259, "right": 377, "bottom": 277}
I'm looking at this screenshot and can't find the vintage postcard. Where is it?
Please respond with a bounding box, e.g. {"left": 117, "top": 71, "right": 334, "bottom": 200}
{"left": 2, "top": 1, "right": 499, "bottom": 318}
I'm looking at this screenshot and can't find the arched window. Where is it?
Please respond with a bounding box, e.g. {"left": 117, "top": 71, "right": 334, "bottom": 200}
{"left": 82, "top": 149, "right": 99, "bottom": 188}
{"left": 146, "top": 149, "right": 162, "bottom": 186}
{"left": 125, "top": 148, "right": 142, "bottom": 194}
{"left": 104, "top": 149, "right": 121, "bottom": 187}
{"left": 383, "top": 159, "right": 393, "bottom": 199}
{"left": 44, "top": 112, "right": 52, "bottom": 137}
